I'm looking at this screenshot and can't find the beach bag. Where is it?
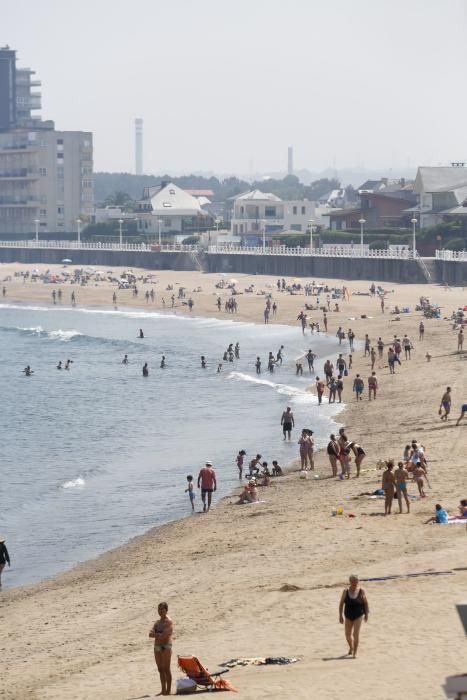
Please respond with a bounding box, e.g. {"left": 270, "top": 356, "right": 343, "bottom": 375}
{"left": 176, "top": 677, "right": 197, "bottom": 694}
{"left": 344, "top": 369, "right": 348, "bottom": 376}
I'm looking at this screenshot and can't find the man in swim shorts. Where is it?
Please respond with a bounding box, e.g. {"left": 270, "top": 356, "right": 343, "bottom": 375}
{"left": 395, "top": 462, "right": 410, "bottom": 513}
{"left": 456, "top": 404, "right": 467, "bottom": 426}
{"left": 439, "top": 387, "right": 451, "bottom": 421}
{"left": 281, "top": 406, "right": 295, "bottom": 441}
{"left": 197, "top": 461, "right": 217, "bottom": 512}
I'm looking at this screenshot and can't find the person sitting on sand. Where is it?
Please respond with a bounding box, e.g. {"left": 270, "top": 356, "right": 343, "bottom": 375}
{"left": 339, "top": 574, "right": 369, "bottom": 658}
{"left": 237, "top": 479, "right": 258, "bottom": 504}
{"left": 425, "top": 503, "right": 449, "bottom": 524}
{"left": 458, "top": 499, "right": 467, "bottom": 517}
{"left": 272, "top": 460, "right": 283, "bottom": 476}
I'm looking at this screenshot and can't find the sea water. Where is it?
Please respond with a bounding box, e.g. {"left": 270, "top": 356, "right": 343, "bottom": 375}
{"left": 0, "top": 303, "right": 344, "bottom": 587}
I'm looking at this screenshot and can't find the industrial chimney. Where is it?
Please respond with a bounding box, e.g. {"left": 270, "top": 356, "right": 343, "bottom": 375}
{"left": 287, "top": 146, "right": 293, "bottom": 176}
{"left": 135, "top": 118, "right": 143, "bottom": 175}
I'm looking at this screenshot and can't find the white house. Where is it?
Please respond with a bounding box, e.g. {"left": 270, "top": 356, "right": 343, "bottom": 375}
{"left": 231, "top": 189, "right": 320, "bottom": 236}
{"left": 135, "top": 182, "right": 213, "bottom": 236}
{"left": 414, "top": 166, "right": 467, "bottom": 228}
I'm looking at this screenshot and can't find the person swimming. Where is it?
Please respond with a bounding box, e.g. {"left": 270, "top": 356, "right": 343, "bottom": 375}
{"left": 65, "top": 359, "right": 73, "bottom": 370}
{"left": 139, "top": 329, "right": 144, "bottom": 338}
{"left": 57, "top": 361, "right": 62, "bottom": 370}
{"left": 160, "top": 355, "right": 166, "bottom": 368}
{"left": 142, "top": 362, "right": 149, "bottom": 376}
{"left": 122, "top": 354, "right": 129, "bottom": 364}
{"left": 201, "top": 356, "right": 207, "bottom": 369}
{"left": 23, "top": 365, "right": 33, "bottom": 376}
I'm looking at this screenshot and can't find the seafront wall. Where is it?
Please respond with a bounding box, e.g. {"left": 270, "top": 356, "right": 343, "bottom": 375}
{"left": 0, "top": 247, "right": 465, "bottom": 285}
{"left": 205, "top": 253, "right": 426, "bottom": 283}
{"left": 0, "top": 248, "right": 198, "bottom": 271}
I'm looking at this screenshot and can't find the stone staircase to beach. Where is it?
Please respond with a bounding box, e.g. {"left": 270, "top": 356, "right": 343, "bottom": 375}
{"left": 189, "top": 249, "right": 206, "bottom": 272}
{"left": 418, "top": 257, "right": 439, "bottom": 283}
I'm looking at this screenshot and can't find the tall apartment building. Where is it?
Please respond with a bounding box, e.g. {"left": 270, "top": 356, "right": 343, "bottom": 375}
{"left": 0, "top": 46, "right": 93, "bottom": 236}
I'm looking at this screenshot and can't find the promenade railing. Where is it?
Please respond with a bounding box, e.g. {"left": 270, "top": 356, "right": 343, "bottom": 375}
{"left": 0, "top": 240, "right": 200, "bottom": 253}
{"left": 208, "top": 245, "right": 415, "bottom": 260}
{"left": 435, "top": 249, "right": 467, "bottom": 261}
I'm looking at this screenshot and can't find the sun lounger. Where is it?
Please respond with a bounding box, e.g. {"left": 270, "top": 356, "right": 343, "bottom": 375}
{"left": 178, "top": 655, "right": 238, "bottom": 692}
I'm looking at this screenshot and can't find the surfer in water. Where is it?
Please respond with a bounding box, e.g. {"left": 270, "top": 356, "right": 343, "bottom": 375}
{"left": 142, "top": 362, "right": 149, "bottom": 377}
{"left": 65, "top": 359, "right": 73, "bottom": 370}
{"left": 23, "top": 365, "right": 34, "bottom": 376}
{"left": 57, "top": 361, "right": 62, "bottom": 370}
{"left": 139, "top": 329, "right": 144, "bottom": 338}
{"left": 122, "top": 354, "right": 129, "bottom": 365}
{"left": 160, "top": 355, "right": 166, "bottom": 368}
{"left": 201, "top": 356, "right": 207, "bottom": 369}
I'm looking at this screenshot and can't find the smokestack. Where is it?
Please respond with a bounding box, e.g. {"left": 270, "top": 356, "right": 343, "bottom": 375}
{"left": 287, "top": 146, "right": 293, "bottom": 176}
{"left": 135, "top": 118, "right": 143, "bottom": 175}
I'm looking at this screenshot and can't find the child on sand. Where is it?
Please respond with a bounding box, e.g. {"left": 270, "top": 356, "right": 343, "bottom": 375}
{"left": 236, "top": 450, "right": 246, "bottom": 479}
{"left": 412, "top": 464, "right": 427, "bottom": 498}
{"left": 185, "top": 475, "right": 195, "bottom": 512}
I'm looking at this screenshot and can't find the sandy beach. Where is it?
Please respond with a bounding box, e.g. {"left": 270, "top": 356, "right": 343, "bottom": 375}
{"left": 1, "top": 262, "right": 467, "bottom": 700}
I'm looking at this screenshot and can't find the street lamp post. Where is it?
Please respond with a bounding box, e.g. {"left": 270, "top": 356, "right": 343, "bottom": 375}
{"left": 76, "top": 219, "right": 81, "bottom": 247}
{"left": 358, "top": 218, "right": 366, "bottom": 256}
{"left": 158, "top": 218, "right": 163, "bottom": 247}
{"left": 118, "top": 219, "right": 124, "bottom": 247}
{"left": 308, "top": 218, "right": 314, "bottom": 254}
{"left": 411, "top": 217, "right": 418, "bottom": 258}
{"left": 261, "top": 219, "right": 266, "bottom": 253}
{"left": 34, "top": 218, "right": 40, "bottom": 244}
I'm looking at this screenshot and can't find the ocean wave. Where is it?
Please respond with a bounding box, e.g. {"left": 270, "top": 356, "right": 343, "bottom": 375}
{"left": 227, "top": 371, "right": 318, "bottom": 403}
{"left": 0, "top": 325, "right": 83, "bottom": 342}
{"left": 62, "top": 477, "right": 85, "bottom": 489}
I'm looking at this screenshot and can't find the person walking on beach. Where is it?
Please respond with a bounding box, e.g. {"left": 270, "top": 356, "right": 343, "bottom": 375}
{"left": 458, "top": 329, "right": 464, "bottom": 352}
{"left": 185, "top": 475, "right": 195, "bottom": 512}
{"left": 255, "top": 356, "right": 261, "bottom": 374}
{"left": 456, "top": 403, "right": 467, "bottom": 426}
{"left": 316, "top": 377, "right": 325, "bottom": 405}
{"left": 439, "top": 387, "right": 452, "bottom": 421}
{"left": 281, "top": 406, "right": 295, "bottom": 441}
{"left": 419, "top": 321, "right": 425, "bottom": 341}
{"left": 377, "top": 337, "right": 384, "bottom": 359}
{"left": 197, "top": 461, "right": 217, "bottom": 512}
{"left": 382, "top": 460, "right": 396, "bottom": 515}
{"left": 339, "top": 575, "right": 369, "bottom": 658}
{"left": 149, "top": 602, "right": 173, "bottom": 696}
{"left": 71, "top": 291, "right": 76, "bottom": 306}
{"left": 0, "top": 537, "right": 10, "bottom": 587}
{"left": 306, "top": 349, "right": 317, "bottom": 373}
{"left": 403, "top": 335, "right": 412, "bottom": 359}
{"left": 353, "top": 374, "right": 364, "bottom": 401}
{"left": 395, "top": 462, "right": 410, "bottom": 513}
{"left": 368, "top": 372, "right": 378, "bottom": 400}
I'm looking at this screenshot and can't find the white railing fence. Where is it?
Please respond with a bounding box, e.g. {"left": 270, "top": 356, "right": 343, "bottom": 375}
{"left": 208, "top": 245, "right": 415, "bottom": 259}
{"left": 435, "top": 249, "right": 467, "bottom": 261}
{"left": 0, "top": 240, "right": 199, "bottom": 253}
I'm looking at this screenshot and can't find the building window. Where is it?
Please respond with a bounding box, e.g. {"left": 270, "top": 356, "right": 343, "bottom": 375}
{"left": 164, "top": 219, "right": 171, "bottom": 227}
{"left": 293, "top": 206, "right": 297, "bottom": 215}
{"left": 57, "top": 206, "right": 64, "bottom": 215}
{"left": 57, "top": 166, "right": 64, "bottom": 177}
{"left": 57, "top": 139, "right": 63, "bottom": 145}
{"left": 39, "top": 167, "right": 47, "bottom": 176}
{"left": 301, "top": 206, "right": 306, "bottom": 215}
{"left": 40, "top": 209, "right": 46, "bottom": 217}
{"left": 57, "top": 153, "right": 64, "bottom": 160}
{"left": 265, "top": 206, "right": 276, "bottom": 217}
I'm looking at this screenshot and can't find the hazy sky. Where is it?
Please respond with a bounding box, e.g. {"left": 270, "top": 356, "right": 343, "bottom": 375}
{"left": 3, "top": 0, "right": 467, "bottom": 176}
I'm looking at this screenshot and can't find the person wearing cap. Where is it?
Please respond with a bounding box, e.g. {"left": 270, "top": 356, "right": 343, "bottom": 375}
{"left": 197, "top": 462, "right": 217, "bottom": 513}
{"left": 0, "top": 537, "right": 10, "bottom": 587}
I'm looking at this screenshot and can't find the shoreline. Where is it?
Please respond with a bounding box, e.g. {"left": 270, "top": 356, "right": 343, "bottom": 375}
{"left": 2, "top": 264, "right": 467, "bottom": 700}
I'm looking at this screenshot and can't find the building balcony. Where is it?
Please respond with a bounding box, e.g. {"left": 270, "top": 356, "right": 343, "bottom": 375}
{"left": 0, "top": 197, "right": 40, "bottom": 206}
{"left": 0, "top": 169, "right": 39, "bottom": 180}
{"left": 0, "top": 144, "right": 39, "bottom": 154}
{"left": 232, "top": 216, "right": 285, "bottom": 226}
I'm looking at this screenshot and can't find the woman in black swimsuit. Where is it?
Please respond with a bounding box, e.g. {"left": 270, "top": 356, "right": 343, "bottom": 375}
{"left": 327, "top": 434, "right": 339, "bottom": 477}
{"left": 339, "top": 574, "right": 369, "bottom": 657}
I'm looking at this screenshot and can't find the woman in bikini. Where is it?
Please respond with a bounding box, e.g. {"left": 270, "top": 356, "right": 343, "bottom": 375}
{"left": 382, "top": 460, "right": 396, "bottom": 515}
{"left": 348, "top": 441, "right": 366, "bottom": 477}
{"left": 149, "top": 602, "right": 173, "bottom": 696}
{"left": 339, "top": 574, "right": 369, "bottom": 657}
{"left": 395, "top": 461, "right": 410, "bottom": 513}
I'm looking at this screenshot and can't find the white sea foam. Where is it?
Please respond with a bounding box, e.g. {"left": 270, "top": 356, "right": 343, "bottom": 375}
{"left": 48, "top": 329, "right": 83, "bottom": 342}
{"left": 62, "top": 477, "right": 85, "bottom": 489}
{"left": 227, "top": 371, "right": 318, "bottom": 403}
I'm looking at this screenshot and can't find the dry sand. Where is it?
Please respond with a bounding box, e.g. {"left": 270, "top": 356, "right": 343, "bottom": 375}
{"left": 1, "top": 262, "right": 467, "bottom": 700}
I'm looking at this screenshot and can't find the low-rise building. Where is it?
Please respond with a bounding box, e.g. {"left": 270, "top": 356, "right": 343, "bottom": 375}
{"left": 135, "top": 181, "right": 213, "bottom": 236}
{"left": 231, "top": 189, "right": 320, "bottom": 236}
{"left": 413, "top": 165, "right": 467, "bottom": 228}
